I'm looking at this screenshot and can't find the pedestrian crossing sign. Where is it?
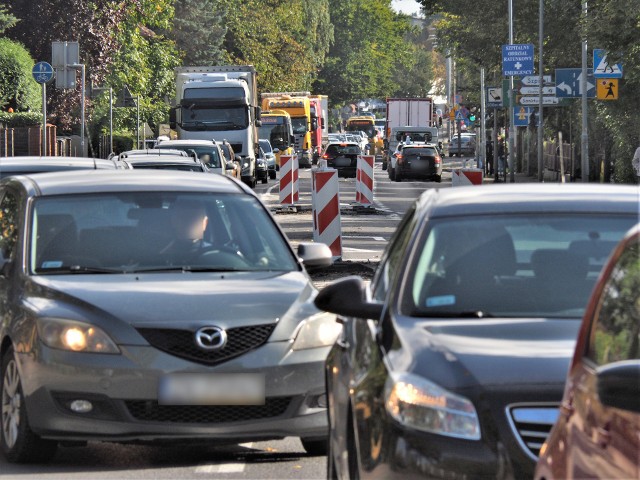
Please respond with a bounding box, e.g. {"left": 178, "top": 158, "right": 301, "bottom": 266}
{"left": 596, "top": 78, "right": 618, "bottom": 100}
{"left": 593, "top": 49, "right": 622, "bottom": 78}
{"left": 455, "top": 110, "right": 464, "bottom": 120}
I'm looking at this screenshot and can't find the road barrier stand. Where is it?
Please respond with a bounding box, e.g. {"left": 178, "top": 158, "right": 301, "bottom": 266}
{"left": 355, "top": 155, "right": 375, "bottom": 207}
{"left": 279, "top": 154, "right": 299, "bottom": 205}
{"left": 452, "top": 168, "right": 484, "bottom": 186}
{"left": 311, "top": 161, "right": 342, "bottom": 259}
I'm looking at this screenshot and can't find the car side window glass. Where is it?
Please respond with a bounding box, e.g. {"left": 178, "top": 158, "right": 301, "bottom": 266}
{"left": 587, "top": 239, "right": 640, "bottom": 365}
{"left": 371, "top": 206, "right": 416, "bottom": 303}
{"left": 0, "top": 189, "right": 19, "bottom": 260}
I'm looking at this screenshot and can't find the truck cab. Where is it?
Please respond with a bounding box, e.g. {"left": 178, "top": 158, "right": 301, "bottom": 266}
{"left": 258, "top": 110, "right": 295, "bottom": 168}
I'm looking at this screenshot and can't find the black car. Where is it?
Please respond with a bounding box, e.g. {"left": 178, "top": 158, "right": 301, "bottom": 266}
{"left": 315, "top": 183, "right": 639, "bottom": 480}
{"left": 394, "top": 143, "right": 442, "bottom": 182}
{"left": 320, "top": 142, "right": 362, "bottom": 178}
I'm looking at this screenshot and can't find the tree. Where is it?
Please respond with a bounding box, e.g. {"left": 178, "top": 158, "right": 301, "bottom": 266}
{"left": 171, "top": 0, "right": 227, "bottom": 66}
{"left": 0, "top": 38, "right": 41, "bottom": 112}
{"left": 0, "top": 4, "right": 18, "bottom": 34}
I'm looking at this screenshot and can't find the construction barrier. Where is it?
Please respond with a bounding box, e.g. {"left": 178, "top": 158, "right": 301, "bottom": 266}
{"left": 279, "top": 154, "right": 299, "bottom": 205}
{"left": 293, "top": 153, "right": 300, "bottom": 203}
{"left": 355, "top": 155, "right": 375, "bottom": 206}
{"left": 452, "top": 168, "right": 484, "bottom": 186}
{"left": 311, "top": 166, "right": 342, "bottom": 259}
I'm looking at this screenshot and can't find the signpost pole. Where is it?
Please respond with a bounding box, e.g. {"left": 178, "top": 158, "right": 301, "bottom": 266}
{"left": 580, "top": 0, "right": 589, "bottom": 182}
{"left": 508, "top": 0, "right": 515, "bottom": 183}
{"left": 109, "top": 87, "right": 113, "bottom": 154}
{"left": 42, "top": 82, "right": 47, "bottom": 155}
{"left": 480, "top": 67, "right": 486, "bottom": 170}
{"left": 537, "top": 0, "right": 544, "bottom": 182}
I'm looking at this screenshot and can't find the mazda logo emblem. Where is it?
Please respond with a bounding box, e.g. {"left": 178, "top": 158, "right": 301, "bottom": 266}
{"left": 194, "top": 327, "right": 227, "bottom": 351}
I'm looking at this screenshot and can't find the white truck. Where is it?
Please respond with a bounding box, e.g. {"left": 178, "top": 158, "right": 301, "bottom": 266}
{"left": 170, "top": 65, "right": 261, "bottom": 187}
{"left": 383, "top": 97, "right": 436, "bottom": 170}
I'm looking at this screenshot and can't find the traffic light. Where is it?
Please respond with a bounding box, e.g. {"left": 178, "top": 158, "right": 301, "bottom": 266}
{"left": 468, "top": 112, "right": 476, "bottom": 122}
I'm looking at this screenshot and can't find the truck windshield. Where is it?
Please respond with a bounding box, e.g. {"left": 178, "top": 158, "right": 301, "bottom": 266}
{"left": 291, "top": 117, "right": 308, "bottom": 135}
{"left": 180, "top": 106, "right": 248, "bottom": 131}
{"left": 347, "top": 123, "right": 376, "bottom": 138}
{"left": 259, "top": 123, "right": 291, "bottom": 150}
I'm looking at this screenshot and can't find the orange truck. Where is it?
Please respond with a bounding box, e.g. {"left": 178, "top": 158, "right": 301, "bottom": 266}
{"left": 258, "top": 109, "right": 295, "bottom": 168}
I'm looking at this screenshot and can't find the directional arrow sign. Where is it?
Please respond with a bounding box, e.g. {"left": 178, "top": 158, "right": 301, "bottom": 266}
{"left": 519, "top": 96, "right": 559, "bottom": 106}
{"left": 520, "top": 86, "right": 556, "bottom": 95}
{"left": 555, "top": 68, "right": 595, "bottom": 98}
{"left": 521, "top": 75, "right": 553, "bottom": 86}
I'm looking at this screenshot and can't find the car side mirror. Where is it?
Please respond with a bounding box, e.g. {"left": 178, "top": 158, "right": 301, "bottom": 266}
{"left": 314, "top": 276, "right": 383, "bottom": 320}
{"left": 290, "top": 135, "right": 296, "bottom": 144}
{"left": 597, "top": 361, "right": 640, "bottom": 413}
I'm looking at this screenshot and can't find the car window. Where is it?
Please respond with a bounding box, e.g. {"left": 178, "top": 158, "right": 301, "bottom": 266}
{"left": 159, "top": 145, "right": 221, "bottom": 168}
{"left": 403, "top": 148, "right": 438, "bottom": 157}
{"left": 0, "top": 189, "right": 19, "bottom": 260}
{"left": 29, "top": 192, "right": 299, "bottom": 274}
{"left": 586, "top": 238, "right": 640, "bottom": 365}
{"left": 407, "top": 214, "right": 637, "bottom": 318}
{"left": 326, "top": 144, "right": 360, "bottom": 155}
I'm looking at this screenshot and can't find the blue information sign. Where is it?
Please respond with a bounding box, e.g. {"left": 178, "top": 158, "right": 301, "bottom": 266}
{"left": 502, "top": 44, "right": 534, "bottom": 76}
{"left": 555, "top": 68, "right": 595, "bottom": 98}
{"left": 32, "top": 62, "right": 54, "bottom": 84}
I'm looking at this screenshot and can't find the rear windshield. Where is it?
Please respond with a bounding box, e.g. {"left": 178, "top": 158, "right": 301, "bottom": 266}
{"left": 403, "top": 148, "right": 438, "bottom": 157}
{"left": 326, "top": 144, "right": 361, "bottom": 155}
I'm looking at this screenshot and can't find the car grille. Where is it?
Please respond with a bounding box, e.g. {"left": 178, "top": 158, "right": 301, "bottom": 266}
{"left": 125, "top": 397, "right": 293, "bottom": 423}
{"left": 506, "top": 405, "right": 559, "bottom": 461}
{"left": 137, "top": 324, "right": 276, "bottom": 366}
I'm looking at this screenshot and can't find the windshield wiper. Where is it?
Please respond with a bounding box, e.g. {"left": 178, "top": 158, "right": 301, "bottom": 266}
{"left": 38, "top": 265, "right": 127, "bottom": 274}
{"left": 416, "top": 310, "right": 496, "bottom": 318}
{"left": 127, "top": 266, "right": 249, "bottom": 273}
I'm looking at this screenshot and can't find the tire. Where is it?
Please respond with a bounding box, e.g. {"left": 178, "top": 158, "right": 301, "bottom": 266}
{"left": 388, "top": 166, "right": 395, "bottom": 181}
{"left": 435, "top": 174, "right": 442, "bottom": 183}
{"left": 269, "top": 171, "right": 276, "bottom": 180}
{"left": 394, "top": 169, "right": 402, "bottom": 182}
{"left": 261, "top": 177, "right": 268, "bottom": 184}
{"left": 1, "top": 347, "right": 58, "bottom": 463}
{"left": 301, "top": 437, "right": 328, "bottom": 456}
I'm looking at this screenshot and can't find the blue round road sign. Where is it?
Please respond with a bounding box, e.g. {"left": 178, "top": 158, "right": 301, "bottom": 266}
{"left": 32, "top": 61, "right": 55, "bottom": 84}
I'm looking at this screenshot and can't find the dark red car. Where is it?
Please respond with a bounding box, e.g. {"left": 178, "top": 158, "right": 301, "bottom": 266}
{"left": 535, "top": 223, "right": 640, "bottom": 480}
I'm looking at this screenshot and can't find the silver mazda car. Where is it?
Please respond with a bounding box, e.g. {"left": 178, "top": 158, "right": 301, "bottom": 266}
{"left": 0, "top": 169, "right": 336, "bottom": 463}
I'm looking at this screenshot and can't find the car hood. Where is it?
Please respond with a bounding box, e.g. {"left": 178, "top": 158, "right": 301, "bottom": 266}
{"left": 25, "top": 271, "right": 317, "bottom": 344}
{"left": 390, "top": 318, "right": 581, "bottom": 389}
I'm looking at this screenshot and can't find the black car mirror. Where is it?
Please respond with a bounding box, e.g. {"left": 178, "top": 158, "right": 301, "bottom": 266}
{"left": 314, "top": 276, "right": 383, "bottom": 320}
{"left": 596, "top": 361, "right": 640, "bottom": 413}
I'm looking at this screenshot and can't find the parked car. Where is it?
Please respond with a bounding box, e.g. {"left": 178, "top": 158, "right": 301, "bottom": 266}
{"left": 118, "top": 154, "right": 209, "bottom": 172}
{"left": 0, "top": 156, "right": 125, "bottom": 179}
{"left": 259, "top": 139, "right": 277, "bottom": 180}
{"left": 320, "top": 142, "right": 362, "bottom": 178}
{"left": 534, "top": 223, "right": 640, "bottom": 480}
{"left": 390, "top": 142, "right": 442, "bottom": 183}
{"left": 155, "top": 139, "right": 236, "bottom": 177}
{"left": 314, "top": 183, "right": 639, "bottom": 480}
{"left": 0, "top": 169, "right": 336, "bottom": 463}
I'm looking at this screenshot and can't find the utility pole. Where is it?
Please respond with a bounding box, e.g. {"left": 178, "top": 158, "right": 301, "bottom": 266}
{"left": 537, "top": 0, "right": 544, "bottom": 182}
{"left": 581, "top": 0, "right": 589, "bottom": 182}
{"left": 508, "top": 0, "right": 515, "bottom": 183}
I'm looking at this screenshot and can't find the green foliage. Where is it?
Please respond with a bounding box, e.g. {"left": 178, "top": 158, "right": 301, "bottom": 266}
{"left": 0, "top": 38, "right": 41, "bottom": 113}
{"left": 0, "top": 5, "right": 18, "bottom": 34}
{"left": 0, "top": 111, "right": 41, "bottom": 127}
{"left": 171, "top": 0, "right": 227, "bottom": 66}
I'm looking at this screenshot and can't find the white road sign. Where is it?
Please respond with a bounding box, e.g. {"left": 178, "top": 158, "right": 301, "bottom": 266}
{"left": 520, "top": 86, "right": 556, "bottom": 95}
{"left": 521, "top": 75, "right": 553, "bottom": 86}
{"left": 519, "top": 96, "right": 559, "bottom": 106}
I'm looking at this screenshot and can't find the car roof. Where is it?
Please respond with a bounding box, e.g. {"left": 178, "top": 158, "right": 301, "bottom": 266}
{"left": 417, "top": 184, "right": 640, "bottom": 218}
{"left": 2, "top": 169, "right": 248, "bottom": 197}
{"left": 0, "top": 156, "right": 119, "bottom": 175}
{"left": 157, "top": 139, "right": 218, "bottom": 147}
{"left": 326, "top": 142, "right": 360, "bottom": 147}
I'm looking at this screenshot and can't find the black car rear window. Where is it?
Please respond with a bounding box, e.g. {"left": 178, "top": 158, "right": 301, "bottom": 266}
{"left": 326, "top": 144, "right": 361, "bottom": 155}
{"left": 403, "top": 148, "right": 438, "bottom": 157}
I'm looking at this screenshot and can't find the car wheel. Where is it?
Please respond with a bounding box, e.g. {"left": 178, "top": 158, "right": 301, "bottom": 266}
{"left": 449, "top": 152, "right": 453, "bottom": 157}
{"left": 261, "top": 177, "right": 268, "bottom": 184}
{"left": 435, "top": 174, "right": 442, "bottom": 183}
{"left": 1, "top": 347, "right": 58, "bottom": 463}
{"left": 269, "top": 171, "right": 276, "bottom": 180}
{"left": 394, "top": 169, "right": 402, "bottom": 182}
{"left": 301, "top": 437, "right": 328, "bottom": 456}
{"left": 382, "top": 161, "right": 387, "bottom": 171}
{"left": 388, "top": 166, "right": 395, "bottom": 181}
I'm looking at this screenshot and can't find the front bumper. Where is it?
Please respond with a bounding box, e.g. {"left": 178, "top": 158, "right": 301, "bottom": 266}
{"left": 18, "top": 342, "right": 329, "bottom": 443}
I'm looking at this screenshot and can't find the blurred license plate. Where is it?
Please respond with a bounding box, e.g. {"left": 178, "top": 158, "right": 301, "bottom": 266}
{"left": 158, "top": 373, "right": 265, "bottom": 405}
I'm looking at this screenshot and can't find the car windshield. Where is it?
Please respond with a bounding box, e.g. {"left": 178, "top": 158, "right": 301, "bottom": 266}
{"left": 406, "top": 214, "right": 637, "bottom": 318}
{"left": 30, "top": 192, "right": 299, "bottom": 274}
{"left": 157, "top": 145, "right": 222, "bottom": 168}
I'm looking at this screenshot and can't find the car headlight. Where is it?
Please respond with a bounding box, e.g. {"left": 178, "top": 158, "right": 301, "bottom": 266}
{"left": 291, "top": 311, "right": 342, "bottom": 351}
{"left": 384, "top": 373, "right": 481, "bottom": 440}
{"left": 257, "top": 159, "right": 265, "bottom": 167}
{"left": 36, "top": 318, "right": 120, "bottom": 354}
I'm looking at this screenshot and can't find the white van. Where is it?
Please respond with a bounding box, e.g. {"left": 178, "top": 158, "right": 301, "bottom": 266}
{"left": 383, "top": 126, "right": 440, "bottom": 170}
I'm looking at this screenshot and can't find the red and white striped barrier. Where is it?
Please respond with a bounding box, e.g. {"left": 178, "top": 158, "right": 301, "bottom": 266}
{"left": 452, "top": 168, "right": 483, "bottom": 186}
{"left": 279, "top": 155, "right": 299, "bottom": 205}
{"left": 293, "top": 153, "right": 299, "bottom": 203}
{"left": 355, "top": 155, "right": 375, "bottom": 206}
{"left": 312, "top": 167, "right": 342, "bottom": 259}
